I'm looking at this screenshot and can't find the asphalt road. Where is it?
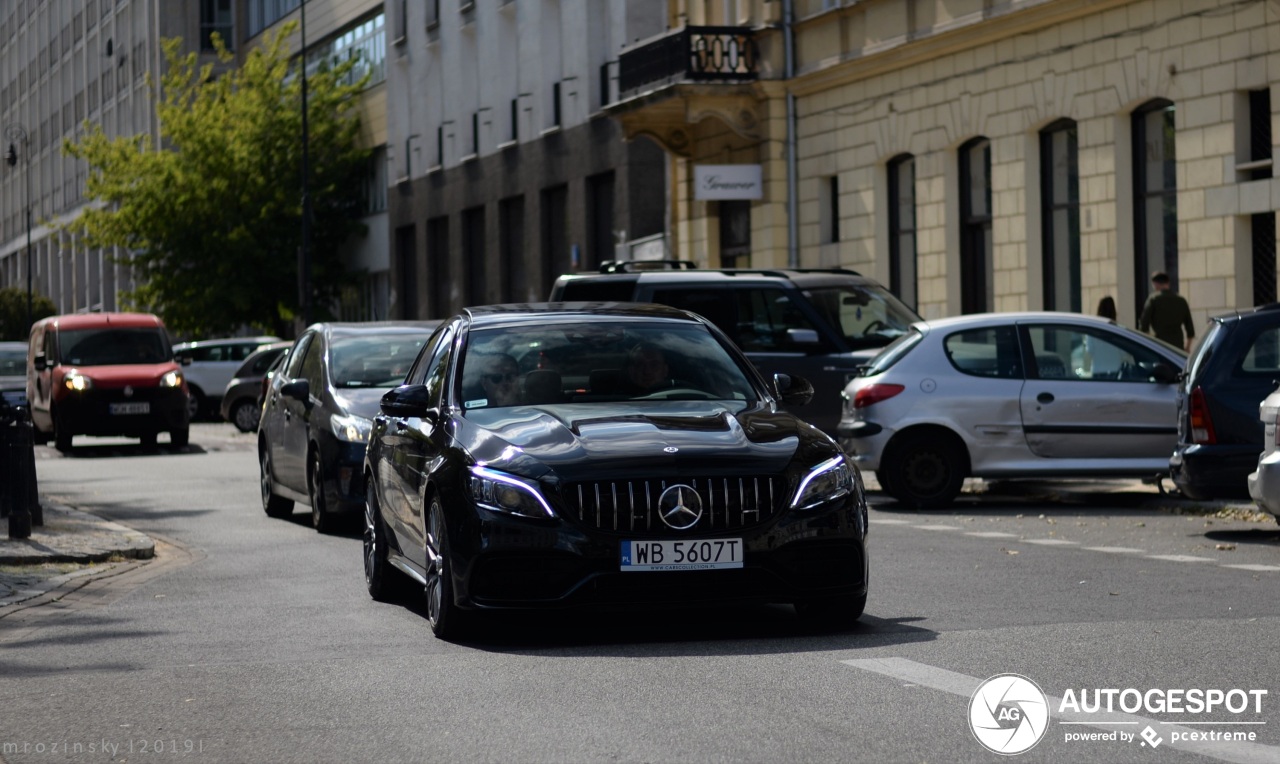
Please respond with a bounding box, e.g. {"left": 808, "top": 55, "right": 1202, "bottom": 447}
{"left": 2, "top": 424, "right": 1279, "bottom": 763}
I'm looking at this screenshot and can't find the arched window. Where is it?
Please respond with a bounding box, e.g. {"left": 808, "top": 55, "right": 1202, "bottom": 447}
{"left": 959, "top": 137, "right": 992, "bottom": 314}
{"left": 1041, "top": 118, "right": 1080, "bottom": 312}
{"left": 1133, "top": 99, "right": 1176, "bottom": 313}
{"left": 887, "top": 153, "right": 917, "bottom": 309}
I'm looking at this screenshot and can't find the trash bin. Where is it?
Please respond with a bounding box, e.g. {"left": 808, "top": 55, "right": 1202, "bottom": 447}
{"left": 0, "top": 397, "right": 37, "bottom": 539}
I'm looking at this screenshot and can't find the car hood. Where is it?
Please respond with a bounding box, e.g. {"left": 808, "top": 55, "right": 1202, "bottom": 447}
{"left": 458, "top": 401, "right": 834, "bottom": 483}
{"left": 333, "top": 387, "right": 394, "bottom": 420}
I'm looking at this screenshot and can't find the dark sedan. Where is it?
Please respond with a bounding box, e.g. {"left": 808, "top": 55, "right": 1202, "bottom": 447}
{"left": 362, "top": 303, "right": 869, "bottom": 640}
{"left": 259, "top": 322, "right": 438, "bottom": 532}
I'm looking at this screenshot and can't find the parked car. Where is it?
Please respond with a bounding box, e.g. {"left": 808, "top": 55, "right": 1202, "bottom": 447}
{"left": 1171, "top": 304, "right": 1280, "bottom": 500}
{"left": 219, "top": 341, "right": 291, "bottom": 433}
{"left": 259, "top": 322, "right": 437, "bottom": 533}
{"left": 26, "top": 312, "right": 189, "bottom": 452}
{"left": 549, "top": 261, "right": 921, "bottom": 438}
{"left": 0, "top": 341, "right": 26, "bottom": 406}
{"left": 173, "top": 336, "right": 281, "bottom": 421}
{"left": 362, "top": 303, "right": 869, "bottom": 640}
{"left": 1246, "top": 384, "right": 1280, "bottom": 518}
{"left": 838, "top": 312, "right": 1185, "bottom": 508}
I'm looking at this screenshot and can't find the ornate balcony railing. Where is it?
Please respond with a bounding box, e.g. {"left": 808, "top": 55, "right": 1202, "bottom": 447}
{"left": 617, "top": 26, "right": 759, "bottom": 99}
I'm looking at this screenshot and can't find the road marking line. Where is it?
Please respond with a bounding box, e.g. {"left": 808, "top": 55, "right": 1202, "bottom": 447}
{"left": 1023, "top": 538, "right": 1078, "bottom": 545}
{"left": 841, "top": 657, "right": 1280, "bottom": 764}
{"left": 1222, "top": 564, "right": 1280, "bottom": 572}
{"left": 1084, "top": 546, "right": 1145, "bottom": 554}
{"left": 966, "top": 531, "right": 1018, "bottom": 538}
{"left": 1146, "top": 554, "right": 1216, "bottom": 563}
{"left": 914, "top": 524, "right": 962, "bottom": 531}
{"left": 870, "top": 518, "right": 914, "bottom": 525}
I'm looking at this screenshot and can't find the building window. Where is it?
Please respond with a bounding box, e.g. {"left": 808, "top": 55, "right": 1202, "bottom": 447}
{"left": 959, "top": 137, "right": 992, "bottom": 314}
{"left": 394, "top": 224, "right": 417, "bottom": 319}
{"left": 1254, "top": 213, "right": 1277, "bottom": 306}
{"left": 1041, "top": 119, "right": 1080, "bottom": 312}
{"left": 541, "top": 185, "right": 569, "bottom": 294}
{"left": 500, "top": 196, "right": 526, "bottom": 302}
{"left": 470, "top": 111, "right": 480, "bottom": 156}
{"left": 1248, "top": 88, "right": 1273, "bottom": 180}
{"left": 887, "top": 154, "right": 916, "bottom": 309}
{"left": 304, "top": 12, "right": 386, "bottom": 89}
{"left": 509, "top": 97, "right": 519, "bottom": 143}
{"left": 1133, "top": 99, "right": 1176, "bottom": 315}
{"left": 587, "top": 172, "right": 616, "bottom": 272}
{"left": 820, "top": 175, "right": 840, "bottom": 244}
{"left": 719, "top": 201, "right": 751, "bottom": 268}
{"left": 200, "top": 0, "right": 233, "bottom": 51}
{"left": 551, "top": 81, "right": 562, "bottom": 128}
{"left": 462, "top": 206, "right": 486, "bottom": 307}
{"left": 364, "top": 146, "right": 387, "bottom": 214}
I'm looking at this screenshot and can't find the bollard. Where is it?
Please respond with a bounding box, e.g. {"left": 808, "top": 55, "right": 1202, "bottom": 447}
{"left": 24, "top": 415, "right": 41, "bottom": 527}
{"left": 1, "top": 400, "right": 33, "bottom": 539}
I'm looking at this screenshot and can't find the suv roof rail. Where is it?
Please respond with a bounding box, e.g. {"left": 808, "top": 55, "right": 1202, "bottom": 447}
{"left": 599, "top": 260, "right": 699, "bottom": 273}
{"left": 720, "top": 267, "right": 863, "bottom": 277}
{"left": 1254, "top": 302, "right": 1280, "bottom": 313}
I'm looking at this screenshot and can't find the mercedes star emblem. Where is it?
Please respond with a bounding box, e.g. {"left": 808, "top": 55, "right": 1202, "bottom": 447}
{"left": 657, "top": 484, "right": 703, "bottom": 530}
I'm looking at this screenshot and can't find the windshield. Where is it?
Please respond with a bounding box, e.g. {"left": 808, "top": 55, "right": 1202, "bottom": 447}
{"left": 60, "top": 328, "right": 171, "bottom": 365}
{"left": 803, "top": 284, "right": 919, "bottom": 350}
{"left": 460, "top": 321, "right": 758, "bottom": 412}
{"left": 0, "top": 348, "right": 24, "bottom": 376}
{"left": 331, "top": 335, "right": 428, "bottom": 388}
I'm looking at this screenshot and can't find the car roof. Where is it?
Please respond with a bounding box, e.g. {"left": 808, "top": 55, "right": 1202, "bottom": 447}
{"left": 914, "top": 311, "right": 1120, "bottom": 331}
{"left": 314, "top": 321, "right": 442, "bottom": 338}
{"left": 463, "top": 302, "right": 704, "bottom": 328}
{"left": 37, "top": 312, "right": 164, "bottom": 330}
{"left": 556, "top": 267, "right": 874, "bottom": 288}
{"left": 1206, "top": 303, "right": 1280, "bottom": 324}
{"left": 174, "top": 335, "right": 280, "bottom": 349}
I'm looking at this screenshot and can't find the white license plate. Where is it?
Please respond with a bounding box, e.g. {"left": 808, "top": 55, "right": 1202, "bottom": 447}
{"left": 109, "top": 402, "right": 150, "bottom": 415}
{"left": 620, "top": 538, "right": 743, "bottom": 572}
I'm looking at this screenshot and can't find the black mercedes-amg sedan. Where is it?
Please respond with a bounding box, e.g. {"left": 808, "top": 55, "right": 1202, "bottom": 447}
{"left": 362, "top": 303, "right": 869, "bottom": 639}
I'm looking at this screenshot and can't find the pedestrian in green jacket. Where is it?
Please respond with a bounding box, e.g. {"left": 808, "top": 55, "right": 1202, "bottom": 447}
{"left": 1139, "top": 272, "right": 1195, "bottom": 351}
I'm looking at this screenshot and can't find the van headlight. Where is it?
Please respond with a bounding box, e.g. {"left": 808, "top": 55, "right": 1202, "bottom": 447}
{"left": 330, "top": 413, "right": 373, "bottom": 443}
{"left": 63, "top": 370, "right": 93, "bottom": 392}
{"left": 469, "top": 465, "right": 555, "bottom": 519}
{"left": 160, "top": 370, "right": 183, "bottom": 388}
{"left": 791, "top": 455, "right": 855, "bottom": 510}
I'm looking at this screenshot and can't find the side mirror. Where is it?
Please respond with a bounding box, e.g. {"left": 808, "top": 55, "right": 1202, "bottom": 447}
{"left": 1152, "top": 363, "right": 1180, "bottom": 384}
{"left": 786, "top": 328, "right": 821, "bottom": 346}
{"left": 33, "top": 353, "right": 47, "bottom": 371}
{"left": 380, "top": 384, "right": 438, "bottom": 420}
{"left": 773, "top": 373, "right": 815, "bottom": 407}
{"left": 281, "top": 379, "right": 311, "bottom": 405}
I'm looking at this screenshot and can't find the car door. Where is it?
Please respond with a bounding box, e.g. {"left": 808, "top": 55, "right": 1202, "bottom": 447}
{"left": 379, "top": 323, "right": 456, "bottom": 567}
{"left": 644, "top": 285, "right": 846, "bottom": 433}
{"left": 1019, "top": 323, "right": 1179, "bottom": 460}
{"left": 270, "top": 332, "right": 316, "bottom": 492}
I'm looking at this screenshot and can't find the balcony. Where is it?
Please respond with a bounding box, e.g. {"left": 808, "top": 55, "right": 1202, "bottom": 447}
{"left": 606, "top": 26, "right": 765, "bottom": 157}
{"left": 618, "top": 26, "right": 759, "bottom": 99}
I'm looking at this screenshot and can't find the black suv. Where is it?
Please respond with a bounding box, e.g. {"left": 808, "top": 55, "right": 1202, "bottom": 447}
{"left": 1170, "top": 303, "right": 1280, "bottom": 499}
{"left": 550, "top": 262, "right": 921, "bottom": 437}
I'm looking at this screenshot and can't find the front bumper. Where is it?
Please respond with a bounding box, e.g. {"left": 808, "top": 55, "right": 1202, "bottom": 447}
{"left": 451, "top": 496, "right": 868, "bottom": 611}
{"left": 53, "top": 388, "right": 188, "bottom": 437}
{"left": 320, "top": 439, "right": 369, "bottom": 516}
{"left": 1169, "top": 444, "right": 1260, "bottom": 500}
{"left": 1248, "top": 450, "right": 1280, "bottom": 517}
{"left": 837, "top": 418, "right": 891, "bottom": 471}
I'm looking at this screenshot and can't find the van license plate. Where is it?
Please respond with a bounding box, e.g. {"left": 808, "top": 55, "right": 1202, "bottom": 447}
{"left": 109, "top": 402, "right": 150, "bottom": 415}
{"left": 620, "top": 539, "right": 743, "bottom": 571}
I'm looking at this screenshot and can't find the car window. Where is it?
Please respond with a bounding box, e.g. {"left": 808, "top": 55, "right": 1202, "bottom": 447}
{"left": 1184, "top": 321, "right": 1221, "bottom": 384}
{"left": 420, "top": 326, "right": 456, "bottom": 405}
{"left": 285, "top": 334, "right": 314, "bottom": 378}
{"left": 863, "top": 328, "right": 924, "bottom": 375}
{"left": 458, "top": 320, "right": 758, "bottom": 412}
{"left": 803, "top": 284, "right": 917, "bottom": 350}
{"left": 1025, "top": 325, "right": 1168, "bottom": 382}
{"left": 943, "top": 326, "right": 1023, "bottom": 379}
{"left": 0, "top": 347, "right": 24, "bottom": 376}
{"left": 329, "top": 334, "right": 428, "bottom": 388}
{"left": 59, "top": 328, "right": 171, "bottom": 365}
{"left": 1240, "top": 327, "right": 1280, "bottom": 375}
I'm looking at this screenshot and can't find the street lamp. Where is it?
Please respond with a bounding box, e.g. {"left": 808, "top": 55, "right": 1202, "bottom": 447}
{"left": 4, "top": 124, "right": 32, "bottom": 335}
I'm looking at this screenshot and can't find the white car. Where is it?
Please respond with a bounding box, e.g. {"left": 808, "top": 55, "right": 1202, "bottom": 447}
{"left": 174, "top": 336, "right": 280, "bottom": 420}
{"left": 1246, "top": 385, "right": 1280, "bottom": 518}
{"left": 838, "top": 312, "right": 1186, "bottom": 508}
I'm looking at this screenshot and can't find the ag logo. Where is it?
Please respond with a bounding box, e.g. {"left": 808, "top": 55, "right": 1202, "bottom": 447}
{"left": 968, "top": 674, "right": 1049, "bottom": 755}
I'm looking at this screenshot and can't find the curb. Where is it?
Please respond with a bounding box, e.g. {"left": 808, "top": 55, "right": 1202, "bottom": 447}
{"left": 0, "top": 500, "right": 155, "bottom": 565}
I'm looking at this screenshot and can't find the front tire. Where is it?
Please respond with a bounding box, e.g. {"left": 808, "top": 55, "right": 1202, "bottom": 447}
{"left": 796, "top": 592, "right": 867, "bottom": 631}
{"left": 882, "top": 433, "right": 967, "bottom": 509}
{"left": 186, "top": 388, "right": 204, "bottom": 422}
{"left": 364, "top": 479, "right": 402, "bottom": 601}
{"left": 425, "top": 496, "right": 471, "bottom": 640}
{"left": 260, "top": 446, "right": 293, "bottom": 518}
{"left": 309, "top": 451, "right": 337, "bottom": 534}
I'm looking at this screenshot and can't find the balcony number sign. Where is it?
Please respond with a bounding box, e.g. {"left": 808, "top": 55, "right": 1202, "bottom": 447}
{"left": 694, "top": 164, "right": 763, "bottom": 200}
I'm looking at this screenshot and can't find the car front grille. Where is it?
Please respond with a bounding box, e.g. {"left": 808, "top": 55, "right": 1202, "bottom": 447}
{"left": 561, "top": 476, "right": 785, "bottom": 536}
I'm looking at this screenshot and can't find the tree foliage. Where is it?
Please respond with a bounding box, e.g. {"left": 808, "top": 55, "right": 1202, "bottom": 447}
{"left": 0, "top": 287, "right": 56, "bottom": 341}
{"left": 63, "top": 25, "right": 371, "bottom": 338}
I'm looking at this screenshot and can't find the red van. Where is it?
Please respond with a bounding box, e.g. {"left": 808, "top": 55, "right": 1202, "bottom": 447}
{"left": 27, "top": 312, "right": 190, "bottom": 452}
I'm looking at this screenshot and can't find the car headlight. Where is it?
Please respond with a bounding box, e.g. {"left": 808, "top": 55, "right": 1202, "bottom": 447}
{"left": 791, "top": 455, "right": 855, "bottom": 510}
{"left": 160, "top": 370, "right": 183, "bottom": 388}
{"left": 468, "top": 465, "right": 555, "bottom": 519}
{"left": 331, "top": 413, "right": 373, "bottom": 443}
{"left": 63, "top": 370, "right": 93, "bottom": 392}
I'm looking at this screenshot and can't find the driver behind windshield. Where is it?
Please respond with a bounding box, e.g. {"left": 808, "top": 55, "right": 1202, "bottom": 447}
{"left": 623, "top": 343, "right": 671, "bottom": 395}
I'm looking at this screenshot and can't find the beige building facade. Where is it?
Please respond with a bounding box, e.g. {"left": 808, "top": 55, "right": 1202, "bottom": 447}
{"left": 610, "top": 0, "right": 1280, "bottom": 330}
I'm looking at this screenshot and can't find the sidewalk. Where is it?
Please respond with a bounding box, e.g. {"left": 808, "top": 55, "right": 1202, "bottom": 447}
{"left": 0, "top": 501, "right": 155, "bottom": 609}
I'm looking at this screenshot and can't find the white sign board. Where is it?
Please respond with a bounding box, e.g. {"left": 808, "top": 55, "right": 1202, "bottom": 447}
{"left": 694, "top": 164, "right": 763, "bottom": 200}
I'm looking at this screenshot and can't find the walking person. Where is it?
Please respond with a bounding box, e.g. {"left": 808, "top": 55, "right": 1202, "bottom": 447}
{"left": 1139, "top": 272, "right": 1195, "bottom": 351}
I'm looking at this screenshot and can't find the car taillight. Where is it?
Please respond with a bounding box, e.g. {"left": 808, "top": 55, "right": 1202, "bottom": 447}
{"left": 853, "top": 383, "right": 905, "bottom": 409}
{"left": 1189, "top": 387, "right": 1217, "bottom": 444}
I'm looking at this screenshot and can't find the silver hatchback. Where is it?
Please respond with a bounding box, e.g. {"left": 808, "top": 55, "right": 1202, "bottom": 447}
{"left": 838, "top": 312, "right": 1186, "bottom": 508}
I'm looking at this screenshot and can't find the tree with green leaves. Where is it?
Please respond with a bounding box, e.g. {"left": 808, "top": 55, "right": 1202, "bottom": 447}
{"left": 0, "top": 287, "right": 56, "bottom": 341}
{"left": 62, "top": 25, "right": 371, "bottom": 339}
